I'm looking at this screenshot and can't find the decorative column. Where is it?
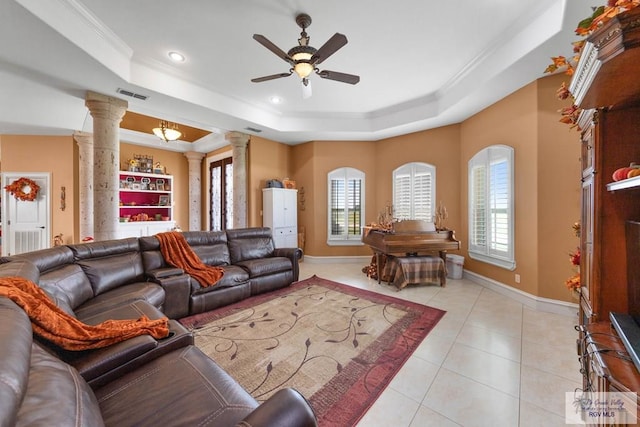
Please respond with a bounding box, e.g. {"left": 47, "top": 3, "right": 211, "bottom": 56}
{"left": 85, "top": 91, "right": 127, "bottom": 241}
{"left": 226, "top": 131, "right": 250, "bottom": 228}
{"left": 184, "top": 151, "right": 206, "bottom": 231}
{"left": 73, "top": 131, "right": 94, "bottom": 241}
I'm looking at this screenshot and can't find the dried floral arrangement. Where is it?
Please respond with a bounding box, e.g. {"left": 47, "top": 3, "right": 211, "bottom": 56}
{"left": 544, "top": 1, "right": 640, "bottom": 128}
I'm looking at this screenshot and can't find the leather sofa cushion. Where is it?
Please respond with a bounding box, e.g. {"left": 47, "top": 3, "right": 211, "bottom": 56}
{"left": 226, "top": 227, "right": 275, "bottom": 263}
{"left": 236, "top": 256, "right": 292, "bottom": 278}
{"left": 140, "top": 232, "right": 232, "bottom": 269}
{"left": 191, "top": 265, "right": 249, "bottom": 294}
{"left": 183, "top": 231, "right": 231, "bottom": 266}
{"left": 38, "top": 264, "right": 93, "bottom": 315}
{"left": 77, "top": 252, "right": 145, "bottom": 296}
{"left": 69, "top": 238, "right": 140, "bottom": 260}
{"left": 14, "top": 246, "right": 75, "bottom": 274}
{"left": 0, "top": 298, "right": 32, "bottom": 426}
{"left": 95, "top": 345, "right": 257, "bottom": 427}
{"left": 18, "top": 343, "right": 105, "bottom": 427}
{"left": 0, "top": 259, "right": 40, "bottom": 284}
{"left": 73, "top": 282, "right": 164, "bottom": 320}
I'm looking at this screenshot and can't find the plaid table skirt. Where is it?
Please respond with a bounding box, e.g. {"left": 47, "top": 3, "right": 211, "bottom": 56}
{"left": 383, "top": 255, "right": 447, "bottom": 290}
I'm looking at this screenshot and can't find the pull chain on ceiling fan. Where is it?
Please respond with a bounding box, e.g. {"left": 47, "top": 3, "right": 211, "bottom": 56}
{"left": 251, "top": 13, "right": 360, "bottom": 96}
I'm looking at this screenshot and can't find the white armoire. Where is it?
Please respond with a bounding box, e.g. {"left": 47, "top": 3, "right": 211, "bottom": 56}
{"left": 262, "top": 188, "right": 297, "bottom": 248}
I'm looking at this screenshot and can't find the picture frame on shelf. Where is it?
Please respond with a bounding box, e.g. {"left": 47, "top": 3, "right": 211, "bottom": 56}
{"left": 158, "top": 195, "right": 170, "bottom": 206}
{"left": 156, "top": 179, "right": 165, "bottom": 191}
{"left": 140, "top": 177, "right": 151, "bottom": 190}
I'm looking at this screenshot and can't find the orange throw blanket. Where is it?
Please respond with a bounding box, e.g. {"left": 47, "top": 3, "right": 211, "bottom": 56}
{"left": 0, "top": 276, "right": 169, "bottom": 351}
{"left": 156, "top": 231, "right": 224, "bottom": 287}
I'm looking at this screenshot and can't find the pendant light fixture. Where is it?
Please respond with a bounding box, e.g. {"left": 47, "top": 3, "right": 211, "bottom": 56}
{"left": 152, "top": 120, "right": 182, "bottom": 142}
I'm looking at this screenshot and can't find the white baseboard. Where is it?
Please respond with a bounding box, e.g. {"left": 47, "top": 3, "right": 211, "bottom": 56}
{"left": 463, "top": 270, "right": 579, "bottom": 318}
{"left": 302, "top": 255, "right": 372, "bottom": 264}
{"left": 300, "top": 256, "right": 579, "bottom": 317}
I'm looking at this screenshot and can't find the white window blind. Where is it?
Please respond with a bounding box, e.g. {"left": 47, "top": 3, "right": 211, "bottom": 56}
{"left": 393, "top": 163, "right": 435, "bottom": 221}
{"left": 468, "top": 145, "right": 515, "bottom": 270}
{"left": 327, "top": 168, "right": 365, "bottom": 244}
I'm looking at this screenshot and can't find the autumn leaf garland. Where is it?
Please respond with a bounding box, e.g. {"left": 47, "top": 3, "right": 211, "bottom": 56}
{"left": 545, "top": 0, "right": 640, "bottom": 129}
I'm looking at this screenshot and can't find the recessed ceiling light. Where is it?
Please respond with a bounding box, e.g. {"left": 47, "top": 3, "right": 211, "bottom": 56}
{"left": 270, "top": 96, "right": 282, "bottom": 104}
{"left": 168, "top": 51, "right": 185, "bottom": 62}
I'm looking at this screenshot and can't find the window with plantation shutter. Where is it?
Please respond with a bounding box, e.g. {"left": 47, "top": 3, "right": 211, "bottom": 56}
{"left": 393, "top": 163, "right": 435, "bottom": 221}
{"left": 468, "top": 145, "right": 515, "bottom": 270}
{"left": 327, "top": 167, "right": 365, "bottom": 245}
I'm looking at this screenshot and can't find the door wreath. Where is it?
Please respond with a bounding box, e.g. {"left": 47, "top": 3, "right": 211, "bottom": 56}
{"left": 4, "top": 177, "right": 40, "bottom": 201}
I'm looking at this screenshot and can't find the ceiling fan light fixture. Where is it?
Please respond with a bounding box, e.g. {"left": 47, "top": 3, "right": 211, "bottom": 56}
{"left": 251, "top": 13, "right": 359, "bottom": 92}
{"left": 289, "top": 45, "right": 316, "bottom": 79}
{"left": 152, "top": 120, "right": 182, "bottom": 142}
{"left": 293, "top": 60, "right": 314, "bottom": 79}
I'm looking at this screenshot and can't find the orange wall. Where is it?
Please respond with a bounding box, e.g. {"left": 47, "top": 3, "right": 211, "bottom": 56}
{"left": 459, "top": 74, "right": 580, "bottom": 300}
{"left": 537, "top": 75, "right": 582, "bottom": 301}
{"left": 1, "top": 135, "right": 76, "bottom": 244}
{"left": 247, "top": 136, "right": 292, "bottom": 228}
{"left": 0, "top": 74, "right": 580, "bottom": 302}
{"left": 291, "top": 140, "right": 377, "bottom": 257}
{"left": 119, "top": 143, "right": 189, "bottom": 231}
{"left": 460, "top": 80, "right": 540, "bottom": 294}
{"left": 375, "top": 125, "right": 462, "bottom": 247}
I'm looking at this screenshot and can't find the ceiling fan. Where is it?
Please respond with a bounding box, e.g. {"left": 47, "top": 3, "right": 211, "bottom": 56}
{"left": 251, "top": 13, "right": 360, "bottom": 97}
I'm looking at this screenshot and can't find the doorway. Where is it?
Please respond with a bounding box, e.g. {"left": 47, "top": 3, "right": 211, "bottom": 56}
{"left": 209, "top": 157, "right": 233, "bottom": 230}
{"left": 2, "top": 172, "right": 50, "bottom": 255}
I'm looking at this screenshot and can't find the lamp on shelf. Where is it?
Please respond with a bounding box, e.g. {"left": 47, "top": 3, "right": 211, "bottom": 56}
{"left": 152, "top": 120, "right": 182, "bottom": 142}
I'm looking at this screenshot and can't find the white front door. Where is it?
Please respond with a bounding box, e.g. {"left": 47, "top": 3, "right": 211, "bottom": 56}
{"left": 2, "top": 173, "right": 50, "bottom": 256}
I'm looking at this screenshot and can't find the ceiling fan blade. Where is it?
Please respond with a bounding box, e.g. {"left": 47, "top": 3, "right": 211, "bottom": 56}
{"left": 311, "top": 33, "right": 348, "bottom": 65}
{"left": 317, "top": 70, "right": 360, "bottom": 85}
{"left": 251, "top": 72, "right": 292, "bottom": 83}
{"left": 253, "top": 34, "right": 294, "bottom": 65}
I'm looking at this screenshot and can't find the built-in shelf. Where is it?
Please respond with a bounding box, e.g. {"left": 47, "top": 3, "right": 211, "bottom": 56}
{"left": 117, "top": 171, "right": 174, "bottom": 237}
{"left": 606, "top": 175, "right": 640, "bottom": 192}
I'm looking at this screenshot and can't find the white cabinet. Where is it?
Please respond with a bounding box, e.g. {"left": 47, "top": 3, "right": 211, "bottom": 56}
{"left": 262, "top": 188, "right": 297, "bottom": 248}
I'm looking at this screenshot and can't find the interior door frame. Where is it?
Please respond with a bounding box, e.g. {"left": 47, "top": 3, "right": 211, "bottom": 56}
{"left": 1, "top": 172, "right": 51, "bottom": 256}
{"left": 206, "top": 152, "right": 233, "bottom": 231}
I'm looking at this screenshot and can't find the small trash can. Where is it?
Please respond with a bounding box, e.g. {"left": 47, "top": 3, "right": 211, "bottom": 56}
{"left": 446, "top": 254, "right": 465, "bottom": 279}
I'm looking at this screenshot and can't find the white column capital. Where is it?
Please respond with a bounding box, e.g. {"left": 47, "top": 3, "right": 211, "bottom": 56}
{"left": 225, "top": 131, "right": 250, "bottom": 148}
{"left": 85, "top": 91, "right": 128, "bottom": 122}
{"left": 184, "top": 151, "right": 206, "bottom": 162}
{"left": 73, "top": 131, "right": 93, "bottom": 146}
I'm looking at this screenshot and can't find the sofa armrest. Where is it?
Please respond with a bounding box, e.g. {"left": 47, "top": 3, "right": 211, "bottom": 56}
{"left": 273, "top": 248, "right": 303, "bottom": 281}
{"left": 66, "top": 335, "right": 157, "bottom": 382}
{"left": 147, "top": 271, "right": 191, "bottom": 319}
{"left": 236, "top": 388, "right": 317, "bottom": 427}
{"left": 146, "top": 267, "right": 184, "bottom": 280}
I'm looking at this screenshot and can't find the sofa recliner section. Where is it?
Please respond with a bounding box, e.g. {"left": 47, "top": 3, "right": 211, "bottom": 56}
{"left": 0, "top": 296, "right": 316, "bottom": 427}
{"left": 0, "top": 227, "right": 314, "bottom": 426}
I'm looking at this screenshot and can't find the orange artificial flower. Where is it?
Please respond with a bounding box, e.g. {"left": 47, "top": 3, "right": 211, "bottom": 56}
{"left": 565, "top": 274, "right": 581, "bottom": 292}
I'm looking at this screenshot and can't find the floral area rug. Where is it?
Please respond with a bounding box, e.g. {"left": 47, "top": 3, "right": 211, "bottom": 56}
{"left": 179, "top": 275, "right": 445, "bottom": 426}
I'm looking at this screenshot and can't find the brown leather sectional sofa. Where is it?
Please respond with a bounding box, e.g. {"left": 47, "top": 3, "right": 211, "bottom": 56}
{"left": 0, "top": 227, "right": 316, "bottom": 427}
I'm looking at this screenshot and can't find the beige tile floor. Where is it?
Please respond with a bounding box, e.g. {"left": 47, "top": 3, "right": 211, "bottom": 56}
{"left": 298, "top": 261, "right": 582, "bottom": 427}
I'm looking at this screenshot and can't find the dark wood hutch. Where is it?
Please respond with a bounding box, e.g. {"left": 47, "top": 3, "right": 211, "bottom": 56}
{"left": 570, "top": 7, "right": 640, "bottom": 425}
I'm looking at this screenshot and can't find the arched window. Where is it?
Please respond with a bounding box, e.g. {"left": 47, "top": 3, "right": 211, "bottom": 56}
{"left": 327, "top": 167, "right": 365, "bottom": 245}
{"left": 393, "top": 162, "right": 436, "bottom": 221}
{"left": 468, "top": 145, "right": 515, "bottom": 270}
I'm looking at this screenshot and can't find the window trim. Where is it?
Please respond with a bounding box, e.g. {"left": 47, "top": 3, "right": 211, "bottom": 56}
{"left": 392, "top": 162, "right": 436, "bottom": 222}
{"left": 327, "top": 167, "right": 365, "bottom": 246}
{"left": 468, "top": 145, "right": 516, "bottom": 270}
